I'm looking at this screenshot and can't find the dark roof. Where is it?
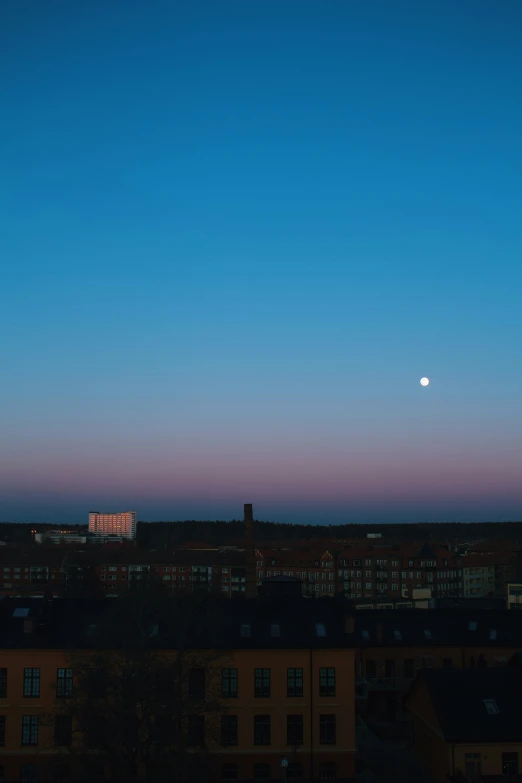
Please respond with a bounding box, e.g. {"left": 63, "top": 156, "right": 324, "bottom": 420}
{"left": 0, "top": 548, "right": 67, "bottom": 566}
{"left": 354, "top": 608, "right": 518, "bottom": 647}
{"left": 65, "top": 549, "right": 246, "bottom": 567}
{"left": 0, "top": 594, "right": 354, "bottom": 651}
{"left": 416, "top": 667, "right": 522, "bottom": 742}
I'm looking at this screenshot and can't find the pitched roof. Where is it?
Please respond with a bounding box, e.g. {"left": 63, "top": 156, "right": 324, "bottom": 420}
{"left": 0, "top": 593, "right": 355, "bottom": 651}
{"left": 354, "top": 609, "right": 517, "bottom": 648}
{"left": 415, "top": 667, "right": 522, "bottom": 742}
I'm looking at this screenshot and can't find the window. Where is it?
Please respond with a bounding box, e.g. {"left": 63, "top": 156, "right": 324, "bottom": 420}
{"left": 0, "top": 669, "right": 6, "bottom": 698}
{"left": 319, "top": 667, "right": 336, "bottom": 697}
{"left": 22, "top": 715, "right": 39, "bottom": 745}
{"left": 320, "top": 762, "right": 337, "bottom": 780}
{"left": 366, "top": 660, "right": 376, "bottom": 678}
{"left": 404, "top": 659, "right": 415, "bottom": 678}
{"left": 287, "top": 668, "right": 303, "bottom": 697}
{"left": 254, "top": 668, "right": 270, "bottom": 697}
{"left": 316, "top": 623, "right": 327, "bottom": 637}
{"left": 443, "top": 659, "right": 453, "bottom": 668}
{"left": 23, "top": 669, "right": 40, "bottom": 698}
{"left": 187, "top": 715, "right": 205, "bottom": 746}
{"left": 221, "top": 764, "right": 238, "bottom": 781}
{"left": 254, "top": 763, "right": 270, "bottom": 781}
{"left": 56, "top": 668, "right": 73, "bottom": 698}
{"left": 320, "top": 714, "right": 336, "bottom": 744}
{"left": 20, "top": 765, "right": 37, "bottom": 783}
{"left": 220, "top": 715, "right": 238, "bottom": 746}
{"left": 55, "top": 715, "right": 72, "bottom": 746}
{"left": 0, "top": 716, "right": 4, "bottom": 747}
{"left": 502, "top": 752, "right": 518, "bottom": 776}
{"left": 221, "top": 668, "right": 238, "bottom": 698}
{"left": 484, "top": 699, "right": 499, "bottom": 714}
{"left": 465, "top": 753, "right": 481, "bottom": 781}
{"left": 188, "top": 668, "right": 205, "bottom": 699}
{"left": 287, "top": 714, "right": 303, "bottom": 745}
{"left": 254, "top": 715, "right": 270, "bottom": 745}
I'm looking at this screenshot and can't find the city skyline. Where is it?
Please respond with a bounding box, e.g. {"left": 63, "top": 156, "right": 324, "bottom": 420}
{"left": 1, "top": 0, "right": 521, "bottom": 525}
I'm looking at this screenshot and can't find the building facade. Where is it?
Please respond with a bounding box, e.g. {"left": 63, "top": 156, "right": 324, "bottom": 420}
{"left": 88, "top": 511, "right": 137, "bottom": 540}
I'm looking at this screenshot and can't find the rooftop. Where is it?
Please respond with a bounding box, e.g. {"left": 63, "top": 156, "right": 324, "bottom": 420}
{"left": 411, "top": 667, "right": 522, "bottom": 742}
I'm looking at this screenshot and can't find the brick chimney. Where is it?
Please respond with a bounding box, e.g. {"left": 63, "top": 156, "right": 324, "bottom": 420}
{"left": 344, "top": 616, "right": 355, "bottom": 634}
{"left": 244, "top": 503, "right": 257, "bottom": 599}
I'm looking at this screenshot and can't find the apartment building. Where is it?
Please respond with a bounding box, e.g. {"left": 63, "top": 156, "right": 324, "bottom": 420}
{"left": 406, "top": 667, "right": 522, "bottom": 783}
{"left": 65, "top": 549, "right": 247, "bottom": 596}
{"left": 0, "top": 594, "right": 357, "bottom": 782}
{"left": 336, "top": 543, "right": 464, "bottom": 602}
{"left": 88, "top": 511, "right": 137, "bottom": 540}
{"left": 255, "top": 548, "right": 336, "bottom": 597}
{"left": 0, "top": 549, "right": 66, "bottom": 595}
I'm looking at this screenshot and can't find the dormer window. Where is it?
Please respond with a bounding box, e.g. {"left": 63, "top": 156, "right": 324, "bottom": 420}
{"left": 424, "top": 630, "right": 432, "bottom": 640}
{"left": 362, "top": 630, "right": 370, "bottom": 641}
{"left": 484, "top": 699, "right": 499, "bottom": 714}
{"left": 240, "top": 624, "right": 251, "bottom": 638}
{"left": 270, "top": 624, "right": 281, "bottom": 638}
{"left": 316, "top": 623, "right": 327, "bottom": 637}
{"left": 393, "top": 630, "right": 402, "bottom": 640}
{"left": 469, "top": 621, "right": 477, "bottom": 631}
{"left": 490, "top": 630, "right": 497, "bottom": 640}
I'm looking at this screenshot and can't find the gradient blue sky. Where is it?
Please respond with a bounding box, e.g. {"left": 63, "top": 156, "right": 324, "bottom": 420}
{"left": 1, "top": 0, "right": 521, "bottom": 525}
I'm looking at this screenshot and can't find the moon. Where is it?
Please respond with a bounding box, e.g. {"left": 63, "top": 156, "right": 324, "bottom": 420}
{"left": 420, "top": 377, "right": 430, "bottom": 387}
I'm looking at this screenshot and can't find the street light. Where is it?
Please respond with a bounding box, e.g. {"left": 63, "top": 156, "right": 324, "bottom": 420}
{"left": 280, "top": 755, "right": 289, "bottom": 782}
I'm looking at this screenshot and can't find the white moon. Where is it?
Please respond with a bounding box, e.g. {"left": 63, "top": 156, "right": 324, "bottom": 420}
{"left": 420, "top": 377, "right": 430, "bottom": 387}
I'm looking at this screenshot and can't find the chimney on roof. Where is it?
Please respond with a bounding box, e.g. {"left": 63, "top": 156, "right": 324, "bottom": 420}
{"left": 24, "top": 619, "right": 34, "bottom": 634}
{"left": 244, "top": 503, "right": 257, "bottom": 600}
{"left": 345, "top": 616, "right": 355, "bottom": 634}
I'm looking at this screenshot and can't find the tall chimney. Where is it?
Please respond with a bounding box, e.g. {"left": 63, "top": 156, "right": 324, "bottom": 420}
{"left": 244, "top": 503, "right": 257, "bottom": 599}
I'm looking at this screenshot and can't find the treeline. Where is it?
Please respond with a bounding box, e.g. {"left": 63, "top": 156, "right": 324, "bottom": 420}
{"left": 136, "top": 519, "right": 522, "bottom": 550}
{"left": 1, "top": 519, "right": 522, "bottom": 551}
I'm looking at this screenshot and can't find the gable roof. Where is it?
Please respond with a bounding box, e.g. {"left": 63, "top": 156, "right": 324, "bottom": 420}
{"left": 414, "top": 667, "right": 522, "bottom": 743}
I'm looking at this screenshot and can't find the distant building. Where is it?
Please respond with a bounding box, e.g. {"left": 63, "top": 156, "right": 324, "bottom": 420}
{"left": 506, "top": 583, "right": 522, "bottom": 610}
{"left": 34, "top": 530, "right": 88, "bottom": 545}
{"left": 88, "top": 511, "right": 137, "bottom": 540}
{"left": 462, "top": 563, "right": 496, "bottom": 598}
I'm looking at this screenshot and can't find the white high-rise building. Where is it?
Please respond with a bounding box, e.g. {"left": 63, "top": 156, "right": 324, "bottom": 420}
{"left": 88, "top": 510, "right": 137, "bottom": 540}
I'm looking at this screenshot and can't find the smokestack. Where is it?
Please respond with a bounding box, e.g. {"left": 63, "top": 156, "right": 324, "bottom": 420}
{"left": 244, "top": 503, "right": 257, "bottom": 599}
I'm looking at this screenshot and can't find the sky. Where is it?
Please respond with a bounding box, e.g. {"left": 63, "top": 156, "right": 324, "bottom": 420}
{"left": 1, "top": 0, "right": 521, "bottom": 525}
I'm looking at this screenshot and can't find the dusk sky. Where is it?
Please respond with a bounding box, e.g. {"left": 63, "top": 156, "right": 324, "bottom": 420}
{"left": 1, "top": 0, "right": 521, "bottom": 525}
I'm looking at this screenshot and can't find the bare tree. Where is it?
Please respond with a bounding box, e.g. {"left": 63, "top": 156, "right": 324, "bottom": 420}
{"left": 43, "top": 585, "right": 227, "bottom": 782}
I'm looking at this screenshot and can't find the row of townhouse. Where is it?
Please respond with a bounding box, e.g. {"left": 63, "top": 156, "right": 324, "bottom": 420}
{"left": 255, "top": 543, "right": 518, "bottom": 602}
{"left": 0, "top": 543, "right": 518, "bottom": 604}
